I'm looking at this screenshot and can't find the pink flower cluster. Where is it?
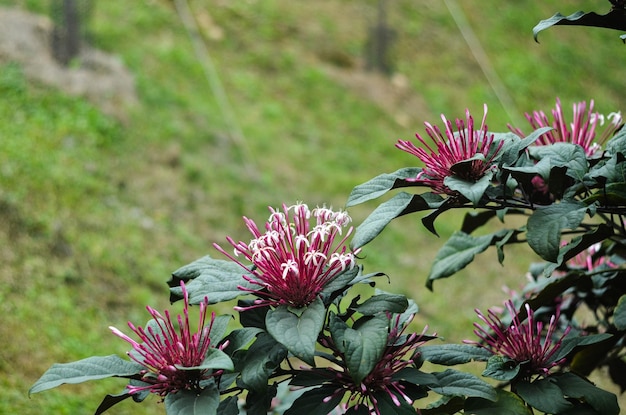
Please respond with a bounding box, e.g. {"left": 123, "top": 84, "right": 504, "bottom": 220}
{"left": 215, "top": 203, "right": 359, "bottom": 308}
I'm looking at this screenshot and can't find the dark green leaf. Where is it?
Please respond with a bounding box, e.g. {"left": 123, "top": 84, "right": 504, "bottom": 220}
{"left": 497, "top": 128, "right": 552, "bottom": 167}
{"left": 346, "top": 167, "right": 422, "bottom": 207}
{"left": 526, "top": 201, "right": 588, "bottom": 262}
{"left": 355, "top": 292, "right": 408, "bottom": 315}
{"left": 444, "top": 169, "right": 494, "bottom": 206}
{"left": 216, "top": 396, "right": 239, "bottom": 415}
{"left": 554, "top": 372, "right": 620, "bottom": 415}
{"left": 239, "top": 333, "right": 287, "bottom": 391}
{"left": 548, "top": 333, "right": 613, "bottom": 364}
{"left": 94, "top": 391, "right": 132, "bottom": 415}
{"left": 351, "top": 192, "right": 444, "bottom": 249}
{"left": 164, "top": 385, "right": 219, "bottom": 415}
{"left": 427, "top": 231, "right": 498, "bottom": 289}
{"left": 265, "top": 297, "right": 325, "bottom": 365}
{"left": 481, "top": 355, "right": 520, "bottom": 382}
{"left": 177, "top": 348, "right": 233, "bottom": 372}
{"left": 461, "top": 211, "right": 497, "bottom": 234}
{"left": 534, "top": 10, "right": 626, "bottom": 42}
{"left": 208, "top": 314, "right": 232, "bottom": 344}
{"left": 245, "top": 384, "right": 277, "bottom": 415}
{"left": 430, "top": 369, "right": 497, "bottom": 401}
{"left": 530, "top": 143, "right": 588, "bottom": 182}
{"left": 329, "top": 313, "right": 389, "bottom": 384}
{"left": 283, "top": 386, "right": 343, "bottom": 415}
{"left": 614, "top": 295, "right": 626, "bottom": 330}
{"left": 222, "top": 327, "right": 264, "bottom": 355}
{"left": 372, "top": 390, "right": 419, "bottom": 414}
{"left": 465, "top": 389, "right": 533, "bottom": 415}
{"left": 169, "top": 255, "right": 256, "bottom": 304}
{"left": 29, "top": 355, "right": 145, "bottom": 395}
{"left": 238, "top": 302, "right": 269, "bottom": 329}
{"left": 392, "top": 367, "right": 439, "bottom": 386}
{"left": 516, "top": 378, "right": 572, "bottom": 414}
{"left": 418, "top": 344, "right": 493, "bottom": 366}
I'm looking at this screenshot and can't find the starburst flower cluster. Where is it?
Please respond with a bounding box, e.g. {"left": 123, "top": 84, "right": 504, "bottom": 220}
{"left": 215, "top": 203, "right": 359, "bottom": 309}
{"left": 468, "top": 300, "right": 571, "bottom": 377}
{"left": 321, "top": 314, "right": 429, "bottom": 415}
{"left": 567, "top": 242, "right": 617, "bottom": 272}
{"left": 509, "top": 97, "right": 622, "bottom": 156}
{"left": 396, "top": 105, "right": 503, "bottom": 195}
{"left": 109, "top": 282, "right": 219, "bottom": 397}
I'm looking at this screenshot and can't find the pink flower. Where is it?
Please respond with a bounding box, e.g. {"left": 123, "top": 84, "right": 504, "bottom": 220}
{"left": 567, "top": 242, "right": 617, "bottom": 272}
{"left": 468, "top": 300, "right": 571, "bottom": 377}
{"left": 509, "top": 98, "right": 622, "bottom": 156}
{"left": 396, "top": 105, "right": 503, "bottom": 195}
{"left": 320, "top": 314, "right": 430, "bottom": 415}
{"left": 214, "top": 203, "right": 359, "bottom": 309}
{"left": 109, "top": 282, "right": 220, "bottom": 397}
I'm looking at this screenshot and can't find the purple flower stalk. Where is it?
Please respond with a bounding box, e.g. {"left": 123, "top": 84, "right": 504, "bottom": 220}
{"left": 396, "top": 105, "right": 503, "bottom": 195}
{"left": 322, "top": 315, "right": 430, "bottom": 414}
{"left": 468, "top": 300, "right": 571, "bottom": 377}
{"left": 109, "top": 282, "right": 219, "bottom": 397}
{"left": 509, "top": 97, "right": 623, "bottom": 156}
{"left": 214, "top": 203, "right": 359, "bottom": 309}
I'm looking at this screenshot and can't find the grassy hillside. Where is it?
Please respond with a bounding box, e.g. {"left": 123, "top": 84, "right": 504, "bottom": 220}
{"left": 2, "top": 1, "right": 625, "bottom": 413}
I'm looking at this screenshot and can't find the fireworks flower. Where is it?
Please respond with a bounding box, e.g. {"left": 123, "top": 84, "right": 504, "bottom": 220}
{"left": 320, "top": 314, "right": 430, "bottom": 415}
{"left": 109, "top": 282, "right": 221, "bottom": 397}
{"left": 396, "top": 105, "right": 503, "bottom": 195}
{"left": 214, "top": 203, "right": 359, "bottom": 309}
{"left": 567, "top": 242, "right": 617, "bottom": 272}
{"left": 509, "top": 98, "right": 623, "bottom": 156}
{"left": 467, "top": 300, "right": 571, "bottom": 377}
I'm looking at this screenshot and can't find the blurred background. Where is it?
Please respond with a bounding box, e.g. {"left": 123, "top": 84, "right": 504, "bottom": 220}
{"left": 1, "top": 0, "right": 624, "bottom": 413}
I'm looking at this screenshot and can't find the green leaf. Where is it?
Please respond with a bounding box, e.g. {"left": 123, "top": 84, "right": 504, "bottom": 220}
{"left": 330, "top": 314, "right": 389, "bottom": 384}
{"left": 372, "top": 390, "right": 419, "bottom": 414}
{"left": 426, "top": 231, "right": 496, "bottom": 289}
{"left": 548, "top": 333, "right": 613, "bottom": 364}
{"left": 351, "top": 192, "right": 444, "bottom": 249}
{"left": 615, "top": 295, "right": 626, "bottom": 330}
{"left": 164, "top": 385, "right": 219, "bottom": 415}
{"left": 465, "top": 389, "right": 533, "bottom": 415}
{"left": 29, "top": 355, "right": 145, "bottom": 395}
{"left": 283, "top": 386, "right": 344, "bottom": 415}
{"left": 497, "top": 128, "right": 552, "bottom": 167}
{"left": 177, "top": 348, "right": 233, "bottom": 372}
{"left": 418, "top": 344, "right": 493, "bottom": 366}
{"left": 216, "top": 396, "right": 239, "bottom": 415}
{"left": 265, "top": 297, "right": 325, "bottom": 365}
{"left": 429, "top": 369, "right": 497, "bottom": 401}
{"left": 169, "top": 255, "right": 256, "bottom": 304}
{"left": 355, "top": 292, "right": 408, "bottom": 315}
{"left": 222, "top": 327, "right": 264, "bottom": 355}
{"left": 94, "top": 392, "right": 133, "bottom": 415}
{"left": 392, "top": 367, "right": 439, "bottom": 386}
{"left": 239, "top": 332, "right": 287, "bottom": 391}
{"left": 444, "top": 169, "right": 494, "bottom": 206}
{"left": 346, "top": 167, "right": 422, "bottom": 207}
{"left": 530, "top": 143, "right": 588, "bottom": 182}
{"left": 516, "top": 378, "right": 572, "bottom": 414}
{"left": 245, "top": 384, "right": 278, "bottom": 415}
{"left": 526, "top": 201, "right": 588, "bottom": 262}
{"left": 481, "top": 355, "right": 520, "bottom": 382}
{"left": 554, "top": 372, "right": 620, "bottom": 415}
{"left": 208, "top": 314, "right": 232, "bottom": 344}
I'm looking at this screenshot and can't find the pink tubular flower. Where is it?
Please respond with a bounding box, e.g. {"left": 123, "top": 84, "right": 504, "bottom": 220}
{"left": 467, "top": 300, "right": 571, "bottom": 377}
{"left": 109, "top": 282, "right": 219, "bottom": 397}
{"left": 214, "top": 203, "right": 359, "bottom": 309}
{"left": 396, "top": 104, "right": 503, "bottom": 195}
{"left": 319, "top": 314, "right": 430, "bottom": 415}
{"left": 567, "top": 242, "right": 617, "bottom": 272}
{"left": 509, "top": 97, "right": 623, "bottom": 156}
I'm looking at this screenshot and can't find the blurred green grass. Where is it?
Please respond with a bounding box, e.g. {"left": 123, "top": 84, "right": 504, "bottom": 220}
{"left": 1, "top": 1, "right": 625, "bottom": 413}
